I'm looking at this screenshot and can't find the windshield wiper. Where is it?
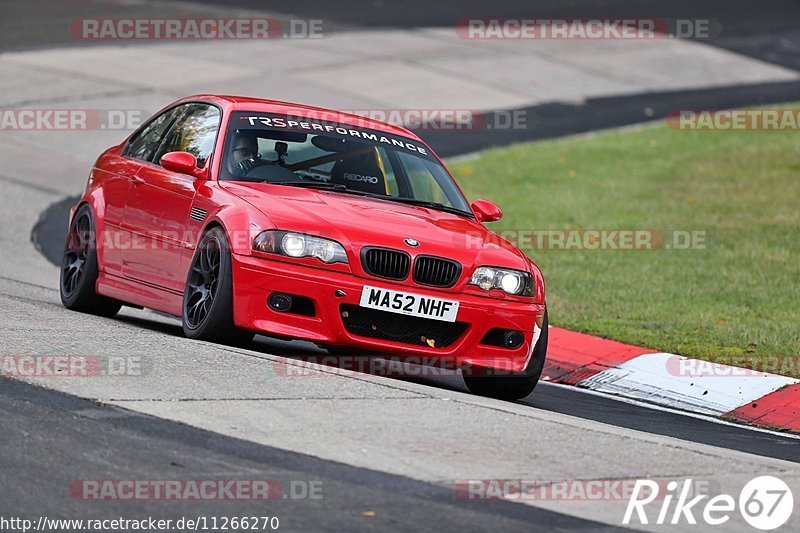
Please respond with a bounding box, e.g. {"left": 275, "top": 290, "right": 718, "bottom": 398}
{"left": 270, "top": 181, "right": 354, "bottom": 192}
{"left": 273, "top": 180, "right": 385, "bottom": 198}
{"left": 377, "top": 197, "right": 474, "bottom": 218}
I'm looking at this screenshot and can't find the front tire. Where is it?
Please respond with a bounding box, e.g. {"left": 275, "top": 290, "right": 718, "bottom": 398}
{"left": 182, "top": 226, "right": 253, "bottom": 344}
{"left": 464, "top": 309, "right": 548, "bottom": 400}
{"left": 59, "top": 204, "right": 122, "bottom": 317}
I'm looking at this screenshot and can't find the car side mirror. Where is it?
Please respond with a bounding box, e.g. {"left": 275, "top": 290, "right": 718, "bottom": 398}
{"left": 160, "top": 151, "right": 202, "bottom": 178}
{"left": 471, "top": 199, "right": 503, "bottom": 222}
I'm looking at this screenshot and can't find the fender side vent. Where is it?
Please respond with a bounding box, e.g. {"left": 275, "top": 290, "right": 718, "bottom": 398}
{"left": 189, "top": 207, "right": 207, "bottom": 222}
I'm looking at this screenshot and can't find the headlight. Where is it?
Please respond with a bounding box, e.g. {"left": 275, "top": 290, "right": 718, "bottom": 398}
{"left": 253, "top": 230, "right": 348, "bottom": 264}
{"left": 469, "top": 266, "right": 531, "bottom": 296}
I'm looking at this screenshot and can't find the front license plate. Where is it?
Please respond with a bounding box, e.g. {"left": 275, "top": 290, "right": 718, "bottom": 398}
{"left": 359, "top": 285, "right": 460, "bottom": 322}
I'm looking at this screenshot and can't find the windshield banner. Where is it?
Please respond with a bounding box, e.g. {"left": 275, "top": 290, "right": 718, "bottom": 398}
{"left": 231, "top": 112, "right": 433, "bottom": 159}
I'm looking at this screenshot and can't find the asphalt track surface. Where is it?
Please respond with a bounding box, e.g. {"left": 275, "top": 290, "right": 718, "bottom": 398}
{"left": 186, "top": 0, "right": 800, "bottom": 73}
{"left": 1, "top": 256, "right": 799, "bottom": 532}
{"left": 3, "top": 1, "right": 800, "bottom": 531}
{"left": 3, "top": 0, "right": 799, "bottom": 157}
{"left": 4, "top": 0, "right": 800, "bottom": 54}
{"left": 2, "top": 377, "right": 621, "bottom": 532}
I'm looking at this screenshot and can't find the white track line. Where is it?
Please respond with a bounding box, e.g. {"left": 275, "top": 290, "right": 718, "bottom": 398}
{"left": 541, "top": 381, "right": 800, "bottom": 441}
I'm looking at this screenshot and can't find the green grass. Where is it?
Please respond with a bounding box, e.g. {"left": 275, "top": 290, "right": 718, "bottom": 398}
{"left": 450, "top": 114, "right": 800, "bottom": 377}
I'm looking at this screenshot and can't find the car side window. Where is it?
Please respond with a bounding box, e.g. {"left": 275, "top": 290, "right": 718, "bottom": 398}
{"left": 153, "top": 104, "right": 221, "bottom": 168}
{"left": 123, "top": 106, "right": 186, "bottom": 162}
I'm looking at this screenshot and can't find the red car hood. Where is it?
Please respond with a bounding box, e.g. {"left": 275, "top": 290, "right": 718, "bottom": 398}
{"left": 223, "top": 182, "right": 530, "bottom": 272}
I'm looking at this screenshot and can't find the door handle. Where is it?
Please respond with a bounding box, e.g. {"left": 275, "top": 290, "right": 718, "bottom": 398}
{"left": 132, "top": 176, "right": 145, "bottom": 185}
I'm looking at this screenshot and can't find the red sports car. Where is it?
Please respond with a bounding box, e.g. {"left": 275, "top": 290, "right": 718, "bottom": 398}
{"left": 60, "top": 95, "right": 547, "bottom": 399}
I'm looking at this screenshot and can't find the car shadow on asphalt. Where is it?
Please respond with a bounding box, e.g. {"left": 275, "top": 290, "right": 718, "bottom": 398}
{"left": 114, "top": 309, "right": 474, "bottom": 394}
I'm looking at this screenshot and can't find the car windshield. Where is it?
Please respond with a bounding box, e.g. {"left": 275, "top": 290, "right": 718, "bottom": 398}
{"left": 220, "top": 111, "right": 472, "bottom": 215}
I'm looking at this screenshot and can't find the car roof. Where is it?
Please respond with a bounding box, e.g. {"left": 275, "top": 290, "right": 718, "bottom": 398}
{"left": 178, "top": 94, "right": 421, "bottom": 140}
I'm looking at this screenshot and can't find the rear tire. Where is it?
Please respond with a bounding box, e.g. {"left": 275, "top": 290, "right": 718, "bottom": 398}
{"left": 59, "top": 204, "right": 122, "bottom": 318}
{"left": 182, "top": 226, "right": 253, "bottom": 344}
{"left": 464, "top": 309, "right": 548, "bottom": 400}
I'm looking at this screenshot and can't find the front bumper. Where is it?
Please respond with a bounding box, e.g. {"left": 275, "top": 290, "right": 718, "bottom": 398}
{"left": 231, "top": 254, "right": 545, "bottom": 372}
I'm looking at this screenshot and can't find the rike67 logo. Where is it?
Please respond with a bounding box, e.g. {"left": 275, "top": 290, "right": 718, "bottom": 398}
{"left": 624, "top": 476, "right": 794, "bottom": 530}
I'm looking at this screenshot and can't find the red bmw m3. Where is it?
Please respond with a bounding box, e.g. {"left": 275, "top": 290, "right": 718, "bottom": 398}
{"left": 60, "top": 95, "right": 547, "bottom": 399}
